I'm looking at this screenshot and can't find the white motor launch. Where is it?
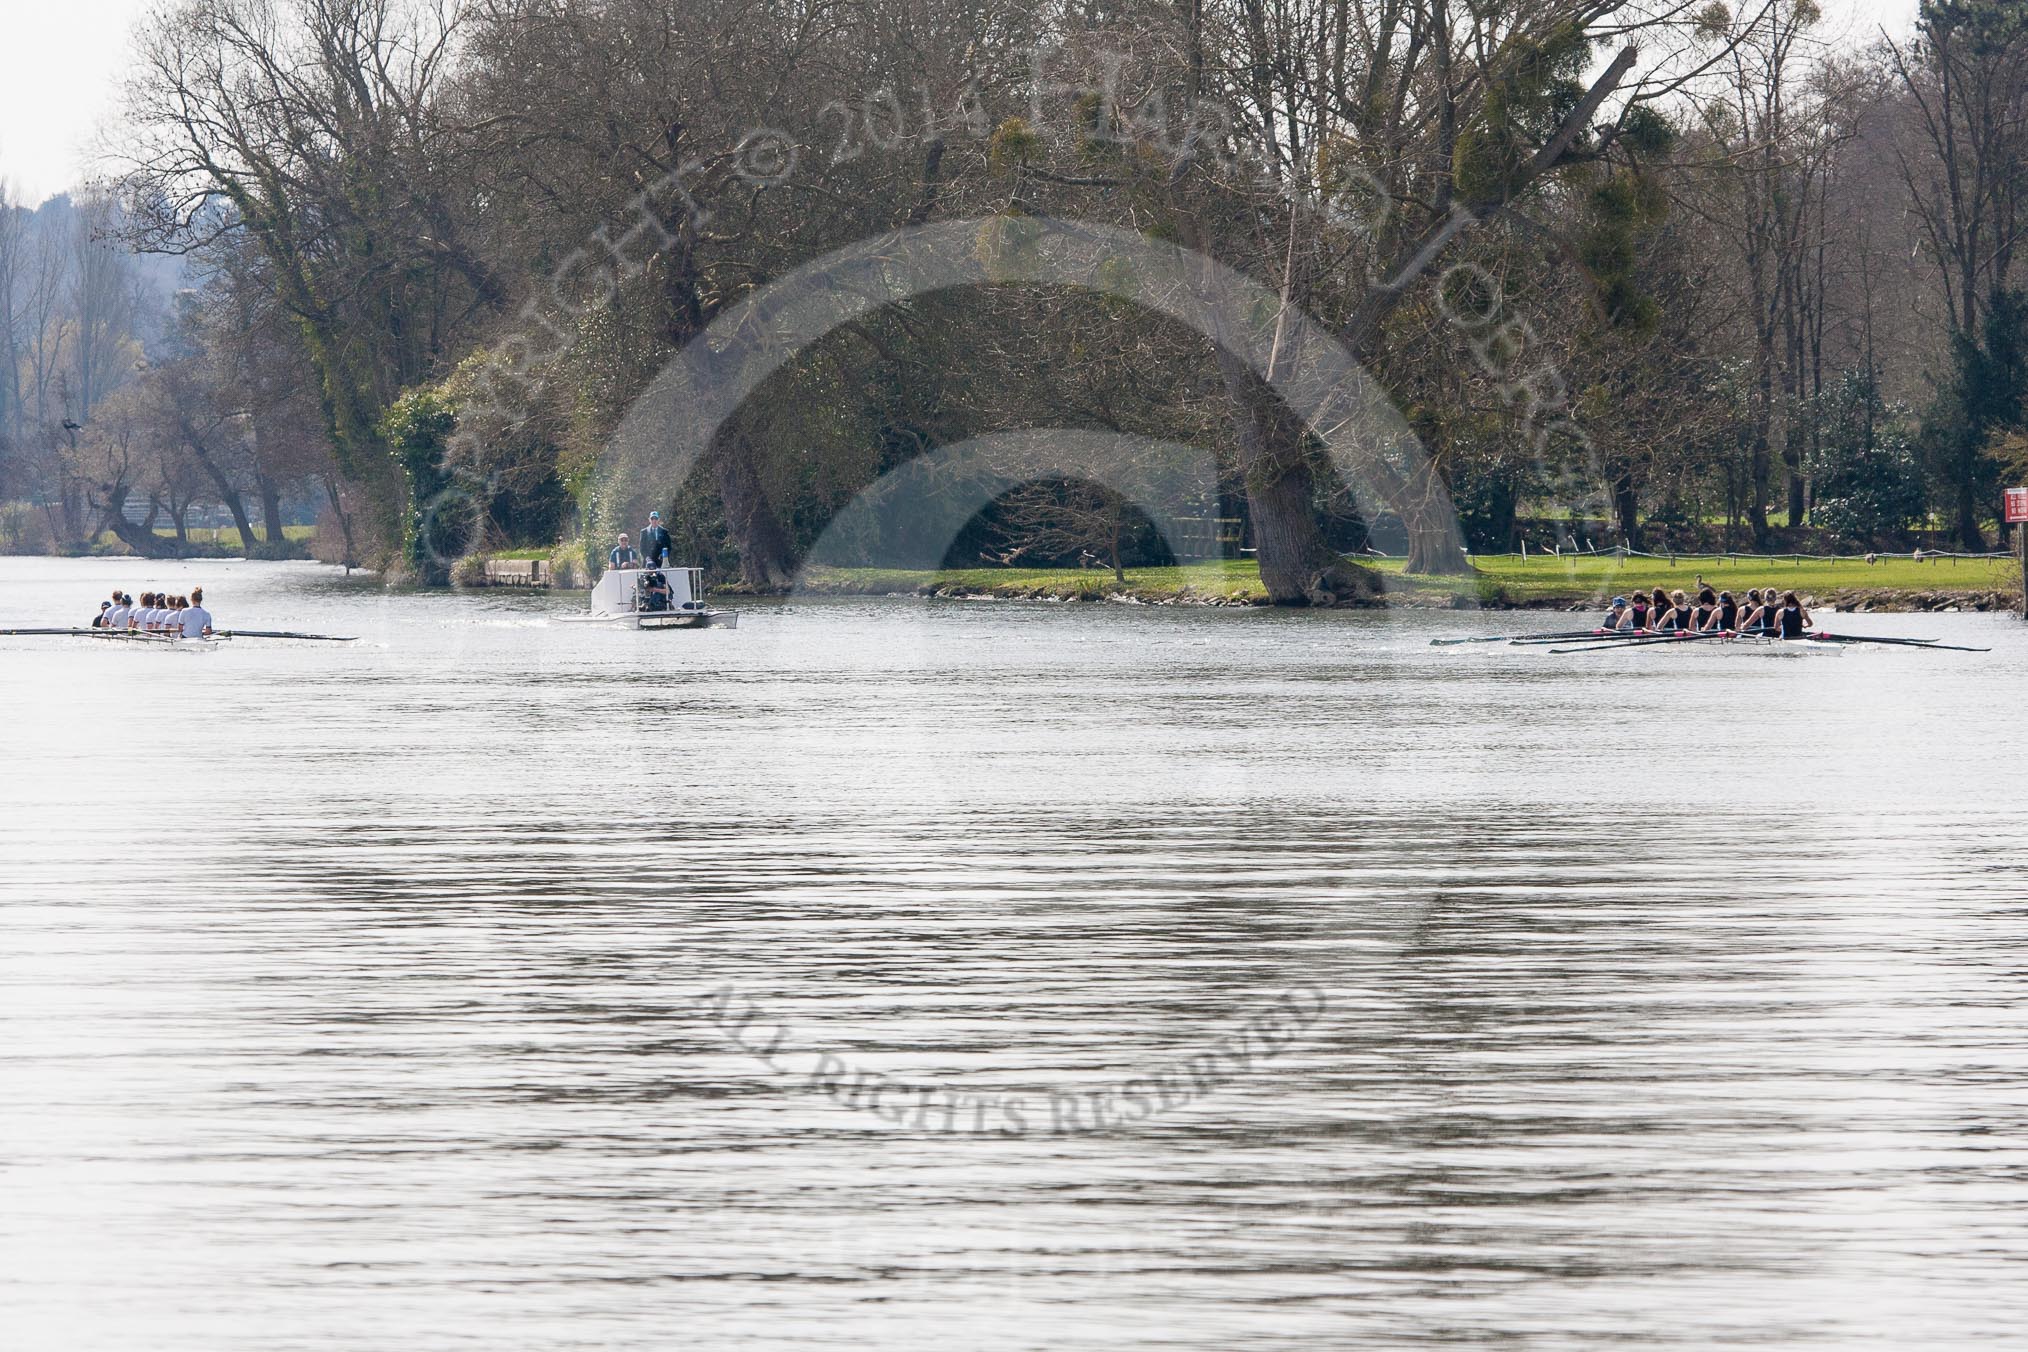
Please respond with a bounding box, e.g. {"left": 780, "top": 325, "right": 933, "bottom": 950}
{"left": 573, "top": 566, "right": 739, "bottom": 630}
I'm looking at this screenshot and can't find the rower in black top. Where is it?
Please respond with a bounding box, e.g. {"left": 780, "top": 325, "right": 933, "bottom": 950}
{"left": 1775, "top": 592, "right": 1810, "bottom": 639}
{"left": 1655, "top": 589, "right": 1693, "bottom": 631}
{"left": 1711, "top": 591, "right": 1739, "bottom": 632}
{"left": 1691, "top": 586, "right": 1718, "bottom": 629}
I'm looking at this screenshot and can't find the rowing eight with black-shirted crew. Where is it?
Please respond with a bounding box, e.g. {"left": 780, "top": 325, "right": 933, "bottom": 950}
{"left": 1601, "top": 586, "right": 1811, "bottom": 639}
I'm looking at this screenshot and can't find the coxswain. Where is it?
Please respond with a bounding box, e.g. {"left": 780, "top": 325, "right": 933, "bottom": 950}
{"left": 93, "top": 600, "right": 112, "bottom": 629}
{"left": 608, "top": 533, "right": 640, "bottom": 572}
{"left": 639, "top": 510, "right": 673, "bottom": 568}
{"left": 179, "top": 587, "right": 213, "bottom": 638}
{"left": 1603, "top": 596, "right": 1631, "bottom": 630}
{"left": 1774, "top": 591, "right": 1811, "bottom": 639}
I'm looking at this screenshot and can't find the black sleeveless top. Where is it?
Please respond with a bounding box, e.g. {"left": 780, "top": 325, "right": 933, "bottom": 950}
{"left": 1777, "top": 603, "right": 1804, "bottom": 638}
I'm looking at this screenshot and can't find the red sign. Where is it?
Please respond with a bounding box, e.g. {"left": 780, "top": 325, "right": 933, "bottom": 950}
{"left": 2008, "top": 487, "right": 2028, "bottom": 523}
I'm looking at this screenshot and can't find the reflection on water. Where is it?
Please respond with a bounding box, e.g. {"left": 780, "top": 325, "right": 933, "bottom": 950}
{"left": 2, "top": 557, "right": 2026, "bottom": 1348}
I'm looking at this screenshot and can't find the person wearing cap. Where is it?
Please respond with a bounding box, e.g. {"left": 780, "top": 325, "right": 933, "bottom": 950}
{"left": 1602, "top": 595, "right": 1632, "bottom": 631}
{"left": 608, "top": 533, "right": 641, "bottom": 572}
{"left": 639, "top": 510, "right": 673, "bottom": 568}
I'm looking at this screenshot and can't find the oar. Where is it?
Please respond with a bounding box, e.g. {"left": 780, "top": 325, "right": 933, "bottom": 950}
{"left": 0, "top": 626, "right": 97, "bottom": 636}
{"left": 1508, "top": 629, "right": 1654, "bottom": 645}
{"left": 1808, "top": 632, "right": 1988, "bottom": 652}
{"left": 1549, "top": 630, "right": 1725, "bottom": 654}
{"left": 212, "top": 629, "right": 358, "bottom": 642}
{"left": 1432, "top": 628, "right": 1620, "bottom": 647}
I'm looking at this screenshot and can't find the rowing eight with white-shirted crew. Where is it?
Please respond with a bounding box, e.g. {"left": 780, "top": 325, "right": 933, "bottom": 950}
{"left": 92, "top": 587, "right": 214, "bottom": 639}
{"left": 0, "top": 589, "right": 358, "bottom": 646}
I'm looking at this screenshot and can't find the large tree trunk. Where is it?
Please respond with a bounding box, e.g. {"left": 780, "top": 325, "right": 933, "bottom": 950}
{"left": 1611, "top": 474, "right": 1641, "bottom": 551}
{"left": 1747, "top": 425, "right": 1772, "bottom": 547}
{"left": 95, "top": 487, "right": 178, "bottom": 558}
{"left": 257, "top": 473, "right": 287, "bottom": 553}
{"left": 1787, "top": 466, "right": 1806, "bottom": 527}
{"left": 188, "top": 444, "right": 260, "bottom": 557}
{"left": 321, "top": 473, "right": 359, "bottom": 569}
{"left": 1956, "top": 478, "right": 1985, "bottom": 552}
{"left": 715, "top": 437, "right": 796, "bottom": 590}
{"left": 1400, "top": 461, "right": 1471, "bottom": 575}
{"left": 1206, "top": 345, "right": 1379, "bottom": 604}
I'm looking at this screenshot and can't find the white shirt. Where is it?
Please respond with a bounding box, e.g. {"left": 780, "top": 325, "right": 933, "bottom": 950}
{"left": 105, "top": 604, "right": 130, "bottom": 629}
{"left": 145, "top": 607, "right": 166, "bottom": 630}
{"left": 179, "top": 605, "right": 212, "bottom": 638}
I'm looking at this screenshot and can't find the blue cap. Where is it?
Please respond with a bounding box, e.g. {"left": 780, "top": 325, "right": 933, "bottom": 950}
{"left": 1611, "top": 596, "right": 1627, "bottom": 605}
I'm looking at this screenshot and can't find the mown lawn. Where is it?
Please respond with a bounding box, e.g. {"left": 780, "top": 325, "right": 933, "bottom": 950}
{"left": 129, "top": 525, "right": 316, "bottom": 549}
{"left": 1453, "top": 551, "right": 2016, "bottom": 601}
{"left": 802, "top": 551, "right": 2018, "bottom": 605}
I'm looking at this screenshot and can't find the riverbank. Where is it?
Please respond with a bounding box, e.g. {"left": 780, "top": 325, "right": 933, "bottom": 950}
{"left": 794, "top": 555, "right": 2024, "bottom": 611}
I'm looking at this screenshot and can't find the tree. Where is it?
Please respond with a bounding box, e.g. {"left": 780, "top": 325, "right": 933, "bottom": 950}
{"left": 125, "top": 0, "right": 502, "bottom": 574}
{"left": 1886, "top": 0, "right": 2028, "bottom": 546}
{"left": 1808, "top": 367, "right": 1925, "bottom": 541}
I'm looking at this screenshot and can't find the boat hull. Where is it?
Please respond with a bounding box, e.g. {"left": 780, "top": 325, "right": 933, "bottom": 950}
{"left": 89, "top": 632, "right": 222, "bottom": 653}
{"left": 572, "top": 566, "right": 737, "bottom": 630}
{"left": 556, "top": 609, "right": 738, "bottom": 630}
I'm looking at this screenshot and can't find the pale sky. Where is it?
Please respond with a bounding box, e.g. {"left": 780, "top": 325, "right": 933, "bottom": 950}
{"left": 0, "top": 0, "right": 1926, "bottom": 210}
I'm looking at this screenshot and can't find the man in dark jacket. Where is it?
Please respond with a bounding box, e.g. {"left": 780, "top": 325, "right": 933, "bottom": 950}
{"left": 639, "top": 510, "right": 673, "bottom": 568}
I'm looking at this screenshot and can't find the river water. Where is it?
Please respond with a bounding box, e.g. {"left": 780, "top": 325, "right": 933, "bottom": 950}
{"left": 3, "top": 556, "right": 2026, "bottom": 1349}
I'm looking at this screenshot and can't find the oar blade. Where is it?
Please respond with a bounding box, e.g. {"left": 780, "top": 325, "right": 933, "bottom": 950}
{"left": 1548, "top": 631, "right": 1716, "bottom": 654}
{"left": 212, "top": 629, "right": 358, "bottom": 642}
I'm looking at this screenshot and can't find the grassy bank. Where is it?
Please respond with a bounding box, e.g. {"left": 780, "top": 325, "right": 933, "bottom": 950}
{"left": 58, "top": 525, "right": 316, "bottom": 559}
{"left": 798, "top": 552, "right": 2022, "bottom": 610}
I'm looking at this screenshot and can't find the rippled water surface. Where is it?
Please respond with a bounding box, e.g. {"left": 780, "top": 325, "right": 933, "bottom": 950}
{"left": 4, "top": 556, "right": 2027, "bottom": 1349}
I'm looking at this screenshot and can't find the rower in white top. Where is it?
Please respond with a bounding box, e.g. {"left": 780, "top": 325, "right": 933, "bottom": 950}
{"left": 179, "top": 587, "right": 214, "bottom": 639}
